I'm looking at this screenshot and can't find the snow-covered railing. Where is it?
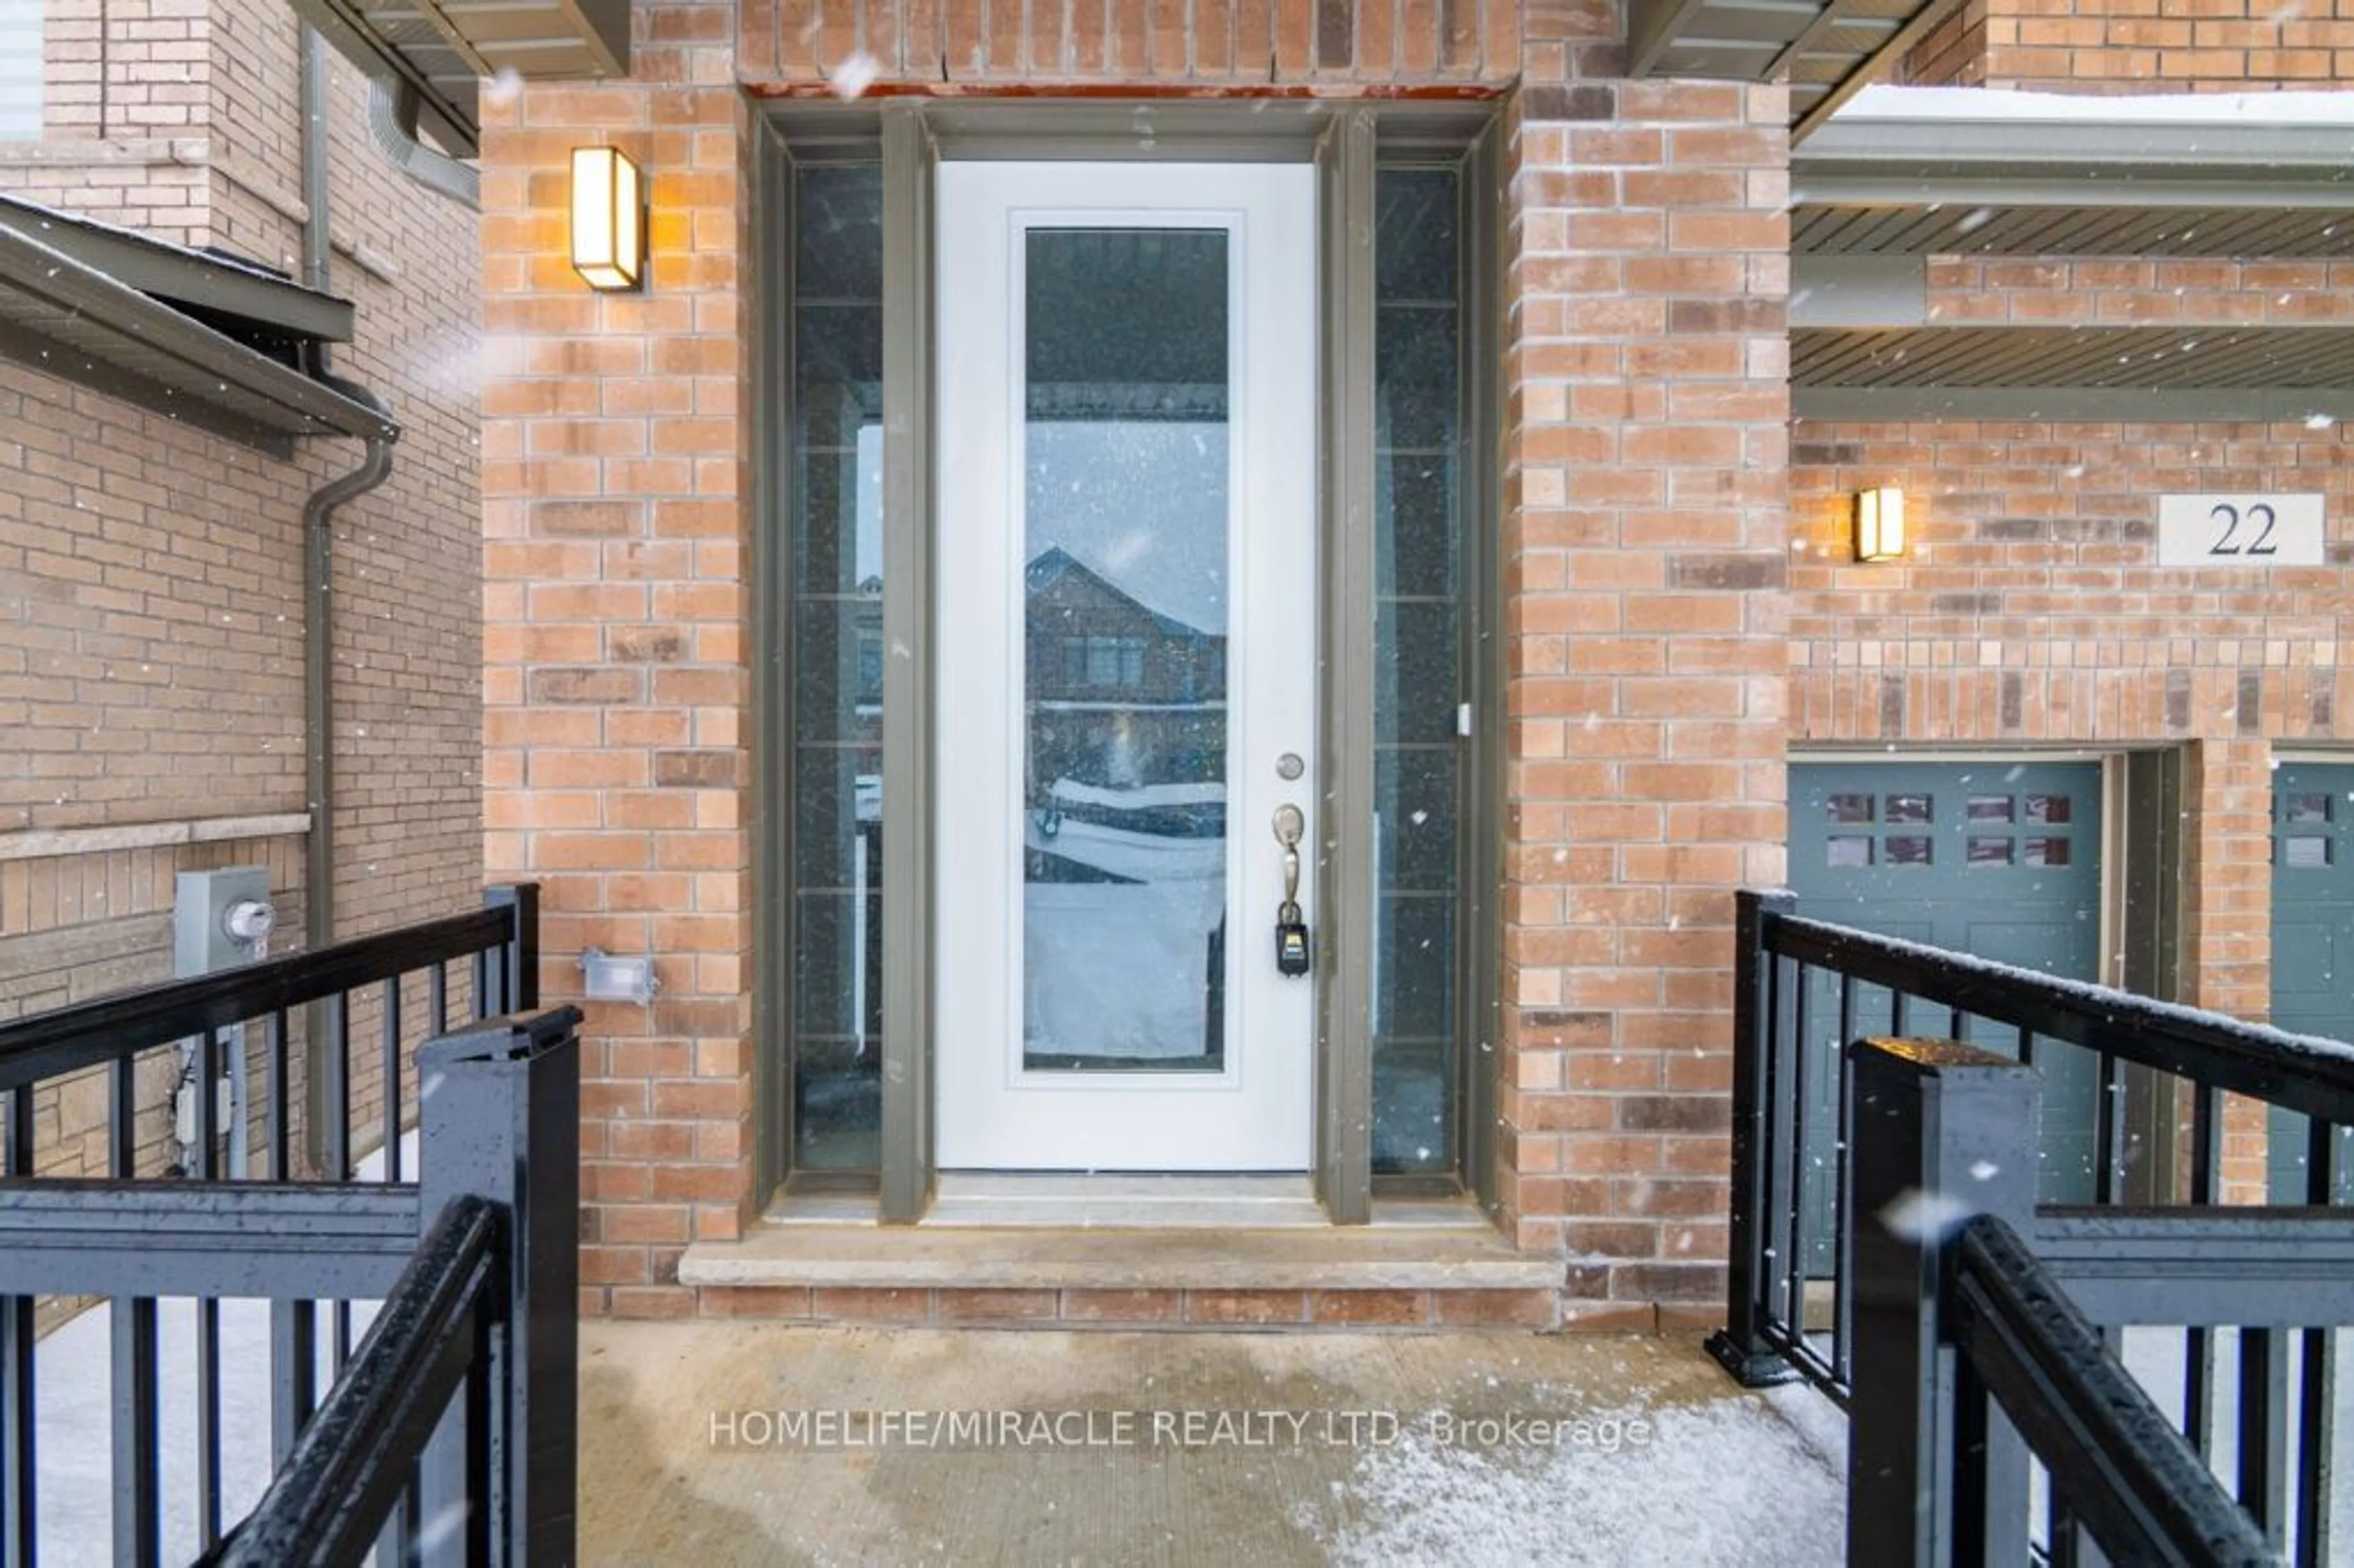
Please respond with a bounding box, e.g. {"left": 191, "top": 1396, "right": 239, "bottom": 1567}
{"left": 0, "top": 888, "right": 561, "bottom": 1567}
{"left": 1712, "top": 889, "right": 2354, "bottom": 1565}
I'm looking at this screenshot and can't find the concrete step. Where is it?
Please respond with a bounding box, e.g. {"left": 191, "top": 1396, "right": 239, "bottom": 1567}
{"left": 680, "top": 1219, "right": 1560, "bottom": 1295}
{"left": 676, "top": 1197, "right": 1570, "bottom": 1328}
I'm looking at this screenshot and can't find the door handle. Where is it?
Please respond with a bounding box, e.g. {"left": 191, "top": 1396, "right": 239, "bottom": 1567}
{"left": 1272, "top": 805, "right": 1309, "bottom": 977}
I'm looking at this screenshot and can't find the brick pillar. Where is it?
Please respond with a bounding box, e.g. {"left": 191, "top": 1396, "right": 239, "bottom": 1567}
{"left": 481, "top": 17, "right": 756, "bottom": 1316}
{"left": 1498, "top": 76, "right": 1791, "bottom": 1319}
{"left": 2183, "top": 737, "right": 2274, "bottom": 1204}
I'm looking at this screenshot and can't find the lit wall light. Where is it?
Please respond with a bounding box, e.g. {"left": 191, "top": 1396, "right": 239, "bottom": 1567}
{"left": 1853, "top": 486, "right": 1906, "bottom": 562}
{"left": 571, "top": 145, "right": 644, "bottom": 292}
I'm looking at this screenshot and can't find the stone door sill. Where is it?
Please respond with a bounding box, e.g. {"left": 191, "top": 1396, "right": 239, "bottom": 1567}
{"left": 679, "top": 1206, "right": 1555, "bottom": 1293}
{"left": 767, "top": 1173, "right": 1485, "bottom": 1231}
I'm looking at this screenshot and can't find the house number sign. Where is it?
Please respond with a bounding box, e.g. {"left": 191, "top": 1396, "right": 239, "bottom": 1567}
{"left": 2157, "top": 493, "right": 2326, "bottom": 568}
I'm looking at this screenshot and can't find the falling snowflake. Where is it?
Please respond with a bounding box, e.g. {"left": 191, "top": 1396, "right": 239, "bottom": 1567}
{"left": 829, "top": 51, "right": 880, "bottom": 99}
{"left": 1878, "top": 1187, "right": 1974, "bottom": 1244}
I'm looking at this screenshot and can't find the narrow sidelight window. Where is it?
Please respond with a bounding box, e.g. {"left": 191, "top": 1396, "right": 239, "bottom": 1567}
{"left": 788, "top": 161, "right": 885, "bottom": 1170}
{"left": 1371, "top": 165, "right": 1465, "bottom": 1176}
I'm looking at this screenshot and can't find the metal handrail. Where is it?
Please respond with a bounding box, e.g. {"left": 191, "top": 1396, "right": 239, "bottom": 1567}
{"left": 1765, "top": 908, "right": 2354, "bottom": 1126}
{"left": 1718, "top": 889, "right": 2347, "bottom": 1561}
{"left": 1949, "top": 1214, "right": 2275, "bottom": 1568}
{"left": 200, "top": 1196, "right": 502, "bottom": 1567}
{"left": 2, "top": 977, "right": 574, "bottom": 1568}
{"left": 0, "top": 894, "right": 531, "bottom": 1093}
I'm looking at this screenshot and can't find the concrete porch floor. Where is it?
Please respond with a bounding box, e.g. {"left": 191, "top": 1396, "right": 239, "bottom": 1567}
{"left": 578, "top": 1323, "right": 1847, "bottom": 1565}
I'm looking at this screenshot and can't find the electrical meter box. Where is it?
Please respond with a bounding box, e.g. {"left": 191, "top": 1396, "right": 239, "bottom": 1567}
{"left": 174, "top": 867, "right": 276, "bottom": 976}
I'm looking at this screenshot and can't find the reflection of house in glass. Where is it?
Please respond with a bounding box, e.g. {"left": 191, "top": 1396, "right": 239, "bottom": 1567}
{"left": 1021, "top": 546, "right": 1230, "bottom": 1069}
{"left": 1023, "top": 546, "right": 1225, "bottom": 795}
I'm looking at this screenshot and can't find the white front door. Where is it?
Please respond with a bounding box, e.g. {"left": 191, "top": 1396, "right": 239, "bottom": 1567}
{"left": 934, "top": 161, "right": 1317, "bottom": 1171}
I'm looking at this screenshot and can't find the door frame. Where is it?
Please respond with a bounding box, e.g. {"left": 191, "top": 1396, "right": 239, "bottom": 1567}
{"left": 750, "top": 100, "right": 1505, "bottom": 1224}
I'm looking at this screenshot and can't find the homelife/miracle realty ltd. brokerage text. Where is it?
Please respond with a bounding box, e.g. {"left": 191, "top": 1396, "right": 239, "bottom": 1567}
{"left": 707, "top": 1407, "right": 1658, "bottom": 1452}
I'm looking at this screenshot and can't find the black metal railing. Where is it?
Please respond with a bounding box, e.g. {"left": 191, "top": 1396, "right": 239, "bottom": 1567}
{"left": 208, "top": 1194, "right": 506, "bottom": 1567}
{"left": 0, "top": 888, "right": 568, "bottom": 1568}
{"left": 207, "top": 1007, "right": 579, "bottom": 1567}
{"left": 1714, "top": 889, "right": 2354, "bottom": 1565}
{"left": 1946, "top": 1214, "right": 2271, "bottom": 1566}
{"left": 1843, "top": 1035, "right": 2281, "bottom": 1566}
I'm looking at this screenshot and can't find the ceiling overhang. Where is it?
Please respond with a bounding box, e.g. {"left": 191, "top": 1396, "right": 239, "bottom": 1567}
{"left": 1791, "top": 88, "right": 2354, "bottom": 421}
{"left": 290, "top": 0, "right": 633, "bottom": 158}
{"left": 1792, "top": 325, "right": 2354, "bottom": 421}
{"left": 0, "top": 218, "right": 397, "bottom": 455}
{"left": 1796, "top": 90, "right": 2354, "bottom": 255}
{"left": 1626, "top": 0, "right": 1965, "bottom": 137}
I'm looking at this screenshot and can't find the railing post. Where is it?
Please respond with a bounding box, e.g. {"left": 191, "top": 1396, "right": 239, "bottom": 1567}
{"left": 1707, "top": 888, "right": 1800, "bottom": 1385}
{"left": 1848, "top": 1037, "right": 2041, "bottom": 1568}
{"left": 419, "top": 1005, "right": 581, "bottom": 1567}
{"left": 479, "top": 885, "right": 541, "bottom": 1019}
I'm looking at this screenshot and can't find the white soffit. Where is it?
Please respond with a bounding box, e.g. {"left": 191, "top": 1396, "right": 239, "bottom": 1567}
{"left": 1626, "top": 0, "right": 1967, "bottom": 135}
{"left": 1792, "top": 87, "right": 2354, "bottom": 419}
{"left": 1797, "top": 86, "right": 2354, "bottom": 257}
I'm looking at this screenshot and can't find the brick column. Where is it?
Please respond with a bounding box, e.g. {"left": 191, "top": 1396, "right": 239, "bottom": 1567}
{"left": 2183, "top": 737, "right": 2274, "bottom": 1204}
{"left": 1498, "top": 76, "right": 1791, "bottom": 1320}
{"left": 481, "top": 19, "right": 757, "bottom": 1315}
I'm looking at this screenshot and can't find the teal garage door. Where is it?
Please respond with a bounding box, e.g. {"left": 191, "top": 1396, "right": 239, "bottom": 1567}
{"left": 2268, "top": 763, "right": 2354, "bottom": 1201}
{"left": 1791, "top": 761, "right": 2106, "bottom": 1212}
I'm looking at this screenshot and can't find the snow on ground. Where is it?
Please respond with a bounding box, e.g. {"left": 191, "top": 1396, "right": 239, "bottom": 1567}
{"left": 30, "top": 1133, "right": 413, "bottom": 1566}
{"left": 1325, "top": 1395, "right": 1845, "bottom": 1567}
{"left": 32, "top": 1298, "right": 351, "bottom": 1564}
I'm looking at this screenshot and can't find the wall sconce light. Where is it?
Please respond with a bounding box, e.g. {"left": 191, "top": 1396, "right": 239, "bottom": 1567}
{"left": 1854, "top": 486, "right": 1906, "bottom": 562}
{"left": 579, "top": 946, "right": 660, "bottom": 1006}
{"left": 570, "top": 145, "right": 644, "bottom": 292}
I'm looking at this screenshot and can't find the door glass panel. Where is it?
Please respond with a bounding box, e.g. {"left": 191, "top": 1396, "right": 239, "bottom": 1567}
{"left": 2024, "top": 794, "right": 2072, "bottom": 824}
{"left": 1827, "top": 837, "right": 1873, "bottom": 868}
{"left": 1021, "top": 228, "right": 1230, "bottom": 1072}
{"left": 2282, "top": 836, "right": 2329, "bottom": 869}
{"left": 1885, "top": 794, "right": 1932, "bottom": 824}
{"left": 1826, "top": 793, "right": 1875, "bottom": 824}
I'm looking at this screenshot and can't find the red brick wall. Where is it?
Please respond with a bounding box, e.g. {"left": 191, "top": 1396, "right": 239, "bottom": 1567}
{"left": 1902, "top": 0, "right": 1989, "bottom": 86}
{"left": 1904, "top": 0, "right": 2354, "bottom": 91}
{"left": 1924, "top": 256, "right": 2354, "bottom": 328}
{"left": 1791, "top": 416, "right": 2354, "bottom": 748}
{"left": 1498, "top": 75, "right": 1790, "bottom": 1315}
{"left": 478, "top": 0, "right": 1794, "bottom": 1322}
{"left": 480, "top": 48, "right": 758, "bottom": 1317}
{"left": 1792, "top": 412, "right": 2354, "bottom": 1201}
